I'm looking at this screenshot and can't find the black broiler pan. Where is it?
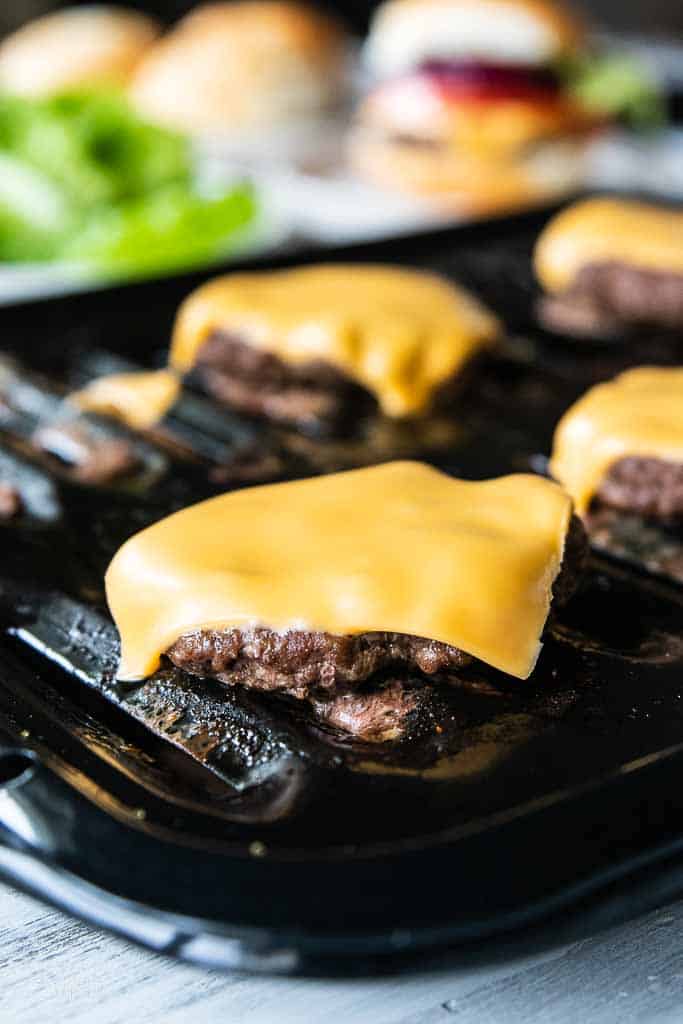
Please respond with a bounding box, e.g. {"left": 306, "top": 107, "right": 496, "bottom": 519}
{"left": 0, "top": 202, "right": 682, "bottom": 973}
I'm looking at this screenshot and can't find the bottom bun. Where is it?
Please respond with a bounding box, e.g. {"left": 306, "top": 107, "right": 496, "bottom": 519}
{"left": 348, "top": 131, "right": 592, "bottom": 215}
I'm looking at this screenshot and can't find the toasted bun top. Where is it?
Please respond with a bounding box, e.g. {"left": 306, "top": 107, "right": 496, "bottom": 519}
{"left": 130, "top": 1, "right": 349, "bottom": 134}
{"left": 0, "top": 5, "right": 161, "bottom": 96}
{"left": 364, "top": 0, "right": 585, "bottom": 77}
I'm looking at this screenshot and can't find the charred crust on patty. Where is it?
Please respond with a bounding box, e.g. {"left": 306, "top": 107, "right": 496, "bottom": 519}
{"left": 552, "top": 513, "right": 587, "bottom": 604}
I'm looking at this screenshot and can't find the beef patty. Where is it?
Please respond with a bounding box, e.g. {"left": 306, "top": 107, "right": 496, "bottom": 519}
{"left": 165, "top": 515, "right": 587, "bottom": 722}
{"left": 193, "top": 330, "right": 481, "bottom": 431}
{"left": 167, "top": 627, "right": 472, "bottom": 700}
{"left": 538, "top": 262, "right": 683, "bottom": 336}
{"left": 194, "top": 331, "right": 375, "bottom": 431}
{"left": 596, "top": 456, "right": 683, "bottom": 522}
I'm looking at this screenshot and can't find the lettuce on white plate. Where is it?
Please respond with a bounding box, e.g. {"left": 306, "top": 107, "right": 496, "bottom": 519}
{"left": 0, "top": 90, "right": 258, "bottom": 275}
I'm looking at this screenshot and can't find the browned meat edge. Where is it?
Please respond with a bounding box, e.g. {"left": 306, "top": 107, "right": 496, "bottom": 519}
{"left": 595, "top": 456, "right": 683, "bottom": 522}
{"left": 194, "top": 331, "right": 375, "bottom": 430}
{"left": 311, "top": 680, "right": 424, "bottom": 743}
{"left": 585, "top": 506, "right": 683, "bottom": 585}
{"left": 538, "top": 262, "right": 683, "bottom": 336}
{"left": 166, "top": 516, "right": 586, "bottom": 717}
{"left": 167, "top": 628, "right": 473, "bottom": 701}
{"left": 193, "top": 330, "right": 482, "bottom": 429}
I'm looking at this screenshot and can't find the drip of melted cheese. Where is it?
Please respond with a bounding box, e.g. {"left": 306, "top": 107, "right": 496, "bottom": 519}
{"left": 71, "top": 370, "right": 180, "bottom": 430}
{"left": 550, "top": 367, "right": 683, "bottom": 515}
{"left": 105, "top": 461, "right": 572, "bottom": 682}
{"left": 534, "top": 198, "right": 683, "bottom": 293}
{"left": 169, "top": 265, "right": 500, "bottom": 417}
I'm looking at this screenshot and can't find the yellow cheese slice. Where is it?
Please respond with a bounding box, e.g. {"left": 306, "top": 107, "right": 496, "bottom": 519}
{"left": 71, "top": 369, "right": 180, "bottom": 430}
{"left": 534, "top": 198, "right": 683, "bottom": 293}
{"left": 106, "top": 461, "right": 572, "bottom": 682}
{"left": 169, "top": 265, "right": 500, "bottom": 417}
{"left": 550, "top": 367, "right": 683, "bottom": 514}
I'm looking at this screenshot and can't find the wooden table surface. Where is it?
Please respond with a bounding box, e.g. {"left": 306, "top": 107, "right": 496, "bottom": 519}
{"left": 5, "top": 877, "right": 683, "bottom": 1024}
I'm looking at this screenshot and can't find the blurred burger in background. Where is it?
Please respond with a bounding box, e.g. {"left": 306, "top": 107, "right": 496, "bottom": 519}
{"left": 129, "top": 1, "right": 351, "bottom": 138}
{"left": 0, "top": 5, "right": 161, "bottom": 96}
{"left": 0, "top": 0, "right": 666, "bottom": 276}
{"left": 350, "top": 0, "right": 662, "bottom": 213}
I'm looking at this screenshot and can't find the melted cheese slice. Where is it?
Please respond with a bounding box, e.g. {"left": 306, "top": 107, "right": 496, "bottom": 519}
{"left": 71, "top": 370, "right": 180, "bottom": 430}
{"left": 106, "top": 461, "right": 572, "bottom": 682}
{"left": 169, "top": 265, "right": 499, "bottom": 417}
{"left": 550, "top": 367, "right": 683, "bottom": 515}
{"left": 534, "top": 198, "right": 683, "bottom": 293}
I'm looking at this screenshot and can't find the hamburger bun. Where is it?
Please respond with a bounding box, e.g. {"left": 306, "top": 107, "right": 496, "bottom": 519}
{"left": 354, "top": 71, "right": 594, "bottom": 157}
{"left": 349, "top": 67, "right": 597, "bottom": 213}
{"left": 130, "top": 1, "right": 350, "bottom": 136}
{"left": 349, "top": 130, "right": 589, "bottom": 215}
{"left": 0, "top": 5, "right": 161, "bottom": 97}
{"left": 351, "top": 0, "right": 592, "bottom": 213}
{"left": 364, "top": 0, "right": 585, "bottom": 78}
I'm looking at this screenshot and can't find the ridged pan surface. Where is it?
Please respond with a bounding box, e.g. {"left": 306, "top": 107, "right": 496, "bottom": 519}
{"left": 0, "top": 206, "right": 681, "bottom": 966}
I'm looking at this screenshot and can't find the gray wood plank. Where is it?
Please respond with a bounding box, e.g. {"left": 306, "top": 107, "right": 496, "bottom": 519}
{"left": 3, "top": 881, "right": 683, "bottom": 1024}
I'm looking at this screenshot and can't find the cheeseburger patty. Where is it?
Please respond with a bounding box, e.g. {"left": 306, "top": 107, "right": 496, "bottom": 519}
{"left": 539, "top": 262, "right": 683, "bottom": 336}
{"left": 0, "top": 482, "right": 22, "bottom": 520}
{"left": 193, "top": 328, "right": 480, "bottom": 429}
{"left": 165, "top": 514, "right": 587, "bottom": 708}
{"left": 595, "top": 457, "right": 683, "bottom": 522}
{"left": 194, "top": 330, "right": 374, "bottom": 429}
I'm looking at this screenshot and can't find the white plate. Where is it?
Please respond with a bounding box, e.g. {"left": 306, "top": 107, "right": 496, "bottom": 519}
{"left": 0, "top": 211, "right": 289, "bottom": 307}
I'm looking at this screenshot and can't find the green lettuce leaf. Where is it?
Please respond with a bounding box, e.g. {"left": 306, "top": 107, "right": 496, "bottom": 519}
{"left": 62, "top": 181, "right": 258, "bottom": 276}
{"left": 562, "top": 53, "right": 666, "bottom": 129}
{"left": 0, "top": 89, "right": 258, "bottom": 270}
{"left": 0, "top": 151, "right": 75, "bottom": 260}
